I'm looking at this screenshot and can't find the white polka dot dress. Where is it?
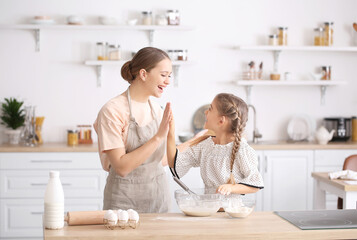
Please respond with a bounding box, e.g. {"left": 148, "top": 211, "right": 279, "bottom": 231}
{"left": 174, "top": 137, "right": 264, "bottom": 189}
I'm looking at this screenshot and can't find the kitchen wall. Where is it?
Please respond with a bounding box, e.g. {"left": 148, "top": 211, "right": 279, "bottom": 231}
{"left": 0, "top": 0, "right": 356, "bottom": 143}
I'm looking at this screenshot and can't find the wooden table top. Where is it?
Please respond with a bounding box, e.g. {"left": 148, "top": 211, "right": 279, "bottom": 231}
{"left": 312, "top": 172, "right": 357, "bottom": 191}
{"left": 44, "top": 212, "right": 357, "bottom": 240}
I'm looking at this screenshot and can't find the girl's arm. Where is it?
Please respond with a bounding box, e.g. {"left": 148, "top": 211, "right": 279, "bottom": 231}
{"left": 106, "top": 103, "right": 171, "bottom": 177}
{"left": 217, "top": 183, "right": 260, "bottom": 195}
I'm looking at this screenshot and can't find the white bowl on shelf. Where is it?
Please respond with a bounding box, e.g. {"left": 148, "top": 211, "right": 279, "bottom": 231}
{"left": 99, "top": 16, "right": 117, "bottom": 25}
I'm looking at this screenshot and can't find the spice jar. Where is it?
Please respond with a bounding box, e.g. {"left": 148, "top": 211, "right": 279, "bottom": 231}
{"left": 352, "top": 116, "right": 357, "bottom": 142}
{"left": 141, "top": 11, "right": 153, "bottom": 25}
{"left": 167, "top": 50, "right": 175, "bottom": 60}
{"left": 167, "top": 10, "right": 180, "bottom": 25}
{"left": 108, "top": 44, "right": 121, "bottom": 60}
{"left": 314, "top": 27, "right": 325, "bottom": 46}
{"left": 96, "top": 42, "right": 108, "bottom": 60}
{"left": 269, "top": 34, "right": 278, "bottom": 46}
{"left": 323, "top": 22, "right": 334, "bottom": 46}
{"left": 321, "top": 66, "right": 331, "bottom": 80}
{"left": 67, "top": 129, "right": 78, "bottom": 146}
{"left": 278, "top": 27, "right": 288, "bottom": 45}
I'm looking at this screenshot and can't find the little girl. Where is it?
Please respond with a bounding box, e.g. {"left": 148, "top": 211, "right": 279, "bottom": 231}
{"left": 167, "top": 93, "right": 264, "bottom": 195}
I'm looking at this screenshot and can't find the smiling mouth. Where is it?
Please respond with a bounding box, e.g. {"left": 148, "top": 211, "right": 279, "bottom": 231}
{"left": 158, "top": 85, "right": 165, "bottom": 91}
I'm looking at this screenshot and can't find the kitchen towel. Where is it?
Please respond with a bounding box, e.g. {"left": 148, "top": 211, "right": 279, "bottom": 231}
{"left": 329, "top": 170, "right": 357, "bottom": 180}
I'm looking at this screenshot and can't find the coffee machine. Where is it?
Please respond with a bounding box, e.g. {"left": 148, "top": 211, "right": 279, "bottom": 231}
{"left": 323, "top": 117, "right": 351, "bottom": 141}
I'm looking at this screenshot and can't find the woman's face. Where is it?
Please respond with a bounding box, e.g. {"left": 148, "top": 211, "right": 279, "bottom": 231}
{"left": 204, "top": 98, "right": 222, "bottom": 131}
{"left": 145, "top": 58, "right": 172, "bottom": 98}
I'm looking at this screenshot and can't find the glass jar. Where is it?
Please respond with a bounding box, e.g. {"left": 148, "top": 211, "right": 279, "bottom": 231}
{"left": 96, "top": 42, "right": 108, "bottom": 60}
{"left": 177, "top": 50, "right": 184, "bottom": 61}
{"left": 278, "top": 27, "right": 288, "bottom": 46}
{"left": 67, "top": 129, "right": 78, "bottom": 146}
{"left": 108, "top": 44, "right": 121, "bottom": 60}
{"left": 352, "top": 116, "right": 357, "bottom": 142}
{"left": 314, "top": 27, "right": 324, "bottom": 46}
{"left": 141, "top": 11, "right": 153, "bottom": 25}
{"left": 321, "top": 66, "right": 331, "bottom": 80}
{"left": 167, "top": 10, "right": 180, "bottom": 25}
{"left": 269, "top": 34, "right": 278, "bottom": 46}
{"left": 167, "top": 50, "right": 175, "bottom": 60}
{"left": 323, "top": 22, "right": 334, "bottom": 46}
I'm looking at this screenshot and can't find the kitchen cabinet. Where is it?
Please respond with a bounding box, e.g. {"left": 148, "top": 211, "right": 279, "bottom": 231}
{"left": 257, "top": 150, "right": 314, "bottom": 211}
{"left": 313, "top": 149, "right": 357, "bottom": 209}
{"left": 0, "top": 152, "right": 106, "bottom": 240}
{"left": 235, "top": 45, "right": 356, "bottom": 105}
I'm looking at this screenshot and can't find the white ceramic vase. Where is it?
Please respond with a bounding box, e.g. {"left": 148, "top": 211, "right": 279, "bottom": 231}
{"left": 5, "top": 129, "right": 22, "bottom": 144}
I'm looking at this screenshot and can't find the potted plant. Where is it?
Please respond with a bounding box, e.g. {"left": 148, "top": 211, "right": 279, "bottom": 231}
{"left": 1, "top": 97, "right": 25, "bottom": 144}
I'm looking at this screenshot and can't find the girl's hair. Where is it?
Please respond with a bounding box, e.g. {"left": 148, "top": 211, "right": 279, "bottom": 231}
{"left": 190, "top": 93, "right": 248, "bottom": 184}
{"left": 121, "top": 47, "right": 170, "bottom": 83}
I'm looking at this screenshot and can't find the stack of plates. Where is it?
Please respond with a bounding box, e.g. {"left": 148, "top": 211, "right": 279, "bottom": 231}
{"left": 287, "top": 115, "right": 315, "bottom": 141}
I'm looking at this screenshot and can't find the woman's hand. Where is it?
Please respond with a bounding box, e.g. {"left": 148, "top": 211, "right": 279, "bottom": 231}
{"left": 168, "top": 108, "right": 175, "bottom": 138}
{"left": 156, "top": 103, "right": 172, "bottom": 140}
{"left": 216, "top": 184, "right": 234, "bottom": 195}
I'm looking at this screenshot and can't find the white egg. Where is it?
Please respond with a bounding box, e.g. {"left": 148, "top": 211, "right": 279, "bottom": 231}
{"left": 129, "top": 211, "right": 139, "bottom": 223}
{"left": 118, "top": 210, "right": 129, "bottom": 222}
{"left": 104, "top": 209, "right": 114, "bottom": 220}
{"left": 127, "top": 209, "right": 134, "bottom": 214}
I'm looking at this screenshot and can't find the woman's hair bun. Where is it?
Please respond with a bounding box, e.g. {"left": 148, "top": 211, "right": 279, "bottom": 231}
{"left": 121, "top": 61, "right": 134, "bottom": 83}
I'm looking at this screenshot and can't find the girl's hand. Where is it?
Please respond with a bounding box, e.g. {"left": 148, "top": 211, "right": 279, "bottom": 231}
{"left": 156, "top": 103, "right": 171, "bottom": 140}
{"left": 216, "top": 184, "right": 233, "bottom": 195}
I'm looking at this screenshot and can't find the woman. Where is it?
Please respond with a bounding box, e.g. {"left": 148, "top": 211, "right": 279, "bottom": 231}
{"left": 93, "top": 47, "right": 173, "bottom": 213}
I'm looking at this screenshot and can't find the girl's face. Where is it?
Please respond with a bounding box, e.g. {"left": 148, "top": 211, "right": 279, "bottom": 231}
{"left": 204, "top": 98, "right": 222, "bottom": 131}
{"left": 144, "top": 58, "right": 172, "bottom": 98}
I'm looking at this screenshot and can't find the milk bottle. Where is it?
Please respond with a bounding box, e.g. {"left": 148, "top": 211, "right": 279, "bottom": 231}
{"left": 44, "top": 171, "right": 64, "bottom": 229}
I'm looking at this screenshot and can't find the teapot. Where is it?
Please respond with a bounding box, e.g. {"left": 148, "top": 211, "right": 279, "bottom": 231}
{"left": 315, "top": 126, "right": 335, "bottom": 145}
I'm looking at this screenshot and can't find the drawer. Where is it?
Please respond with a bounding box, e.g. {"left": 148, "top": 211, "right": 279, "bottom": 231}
{"left": 0, "top": 198, "right": 103, "bottom": 238}
{"left": 0, "top": 152, "right": 101, "bottom": 170}
{"left": 0, "top": 170, "right": 107, "bottom": 198}
{"left": 314, "top": 150, "right": 357, "bottom": 167}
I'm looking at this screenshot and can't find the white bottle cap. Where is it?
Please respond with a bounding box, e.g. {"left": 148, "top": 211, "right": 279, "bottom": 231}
{"left": 49, "top": 171, "right": 60, "bottom": 178}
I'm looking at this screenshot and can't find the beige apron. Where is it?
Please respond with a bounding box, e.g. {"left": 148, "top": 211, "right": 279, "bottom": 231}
{"left": 103, "top": 88, "right": 170, "bottom": 213}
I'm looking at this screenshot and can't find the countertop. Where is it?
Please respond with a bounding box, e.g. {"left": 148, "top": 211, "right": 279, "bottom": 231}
{"left": 0, "top": 141, "right": 357, "bottom": 152}
{"left": 44, "top": 212, "right": 357, "bottom": 240}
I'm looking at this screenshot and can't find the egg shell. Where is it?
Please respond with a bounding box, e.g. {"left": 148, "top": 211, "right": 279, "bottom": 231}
{"left": 104, "top": 209, "right": 114, "bottom": 220}
{"left": 118, "top": 210, "right": 129, "bottom": 222}
{"left": 129, "top": 211, "right": 139, "bottom": 222}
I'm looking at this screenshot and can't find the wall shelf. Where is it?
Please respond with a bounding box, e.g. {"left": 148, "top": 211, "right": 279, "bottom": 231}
{"left": 0, "top": 24, "right": 195, "bottom": 51}
{"left": 85, "top": 60, "right": 194, "bottom": 87}
{"left": 235, "top": 45, "right": 356, "bottom": 105}
{"left": 236, "top": 80, "right": 347, "bottom": 105}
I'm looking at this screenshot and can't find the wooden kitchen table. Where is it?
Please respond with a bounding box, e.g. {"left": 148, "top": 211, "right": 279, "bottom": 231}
{"left": 44, "top": 212, "right": 357, "bottom": 240}
{"left": 312, "top": 172, "right": 357, "bottom": 209}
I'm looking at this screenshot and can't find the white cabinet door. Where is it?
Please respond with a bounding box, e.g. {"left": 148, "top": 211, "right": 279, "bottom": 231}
{"left": 0, "top": 198, "right": 102, "bottom": 239}
{"left": 262, "top": 150, "right": 314, "bottom": 211}
{"left": 255, "top": 151, "right": 264, "bottom": 211}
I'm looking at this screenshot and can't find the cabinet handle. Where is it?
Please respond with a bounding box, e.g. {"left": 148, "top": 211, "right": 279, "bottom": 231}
{"left": 31, "top": 160, "right": 72, "bottom": 163}
{"left": 62, "top": 183, "right": 71, "bottom": 186}
{"left": 31, "top": 183, "right": 47, "bottom": 186}
{"left": 264, "top": 156, "right": 268, "bottom": 173}
{"left": 31, "top": 211, "right": 43, "bottom": 215}
{"left": 257, "top": 155, "right": 261, "bottom": 172}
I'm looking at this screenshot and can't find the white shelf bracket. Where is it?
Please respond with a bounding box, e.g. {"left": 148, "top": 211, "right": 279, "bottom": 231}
{"left": 273, "top": 50, "right": 281, "bottom": 72}
{"left": 149, "top": 30, "right": 155, "bottom": 46}
{"left": 173, "top": 65, "right": 180, "bottom": 87}
{"left": 245, "top": 86, "right": 252, "bottom": 104}
{"left": 320, "top": 85, "right": 327, "bottom": 105}
{"left": 34, "top": 29, "right": 40, "bottom": 52}
{"left": 96, "top": 65, "right": 102, "bottom": 87}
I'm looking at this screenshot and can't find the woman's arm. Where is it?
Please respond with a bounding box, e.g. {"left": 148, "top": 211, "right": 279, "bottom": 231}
{"left": 106, "top": 103, "right": 172, "bottom": 177}
{"left": 167, "top": 108, "right": 176, "bottom": 168}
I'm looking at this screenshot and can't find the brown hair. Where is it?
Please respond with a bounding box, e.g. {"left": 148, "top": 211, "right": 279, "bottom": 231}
{"left": 121, "top": 47, "right": 170, "bottom": 83}
{"left": 190, "top": 93, "right": 248, "bottom": 184}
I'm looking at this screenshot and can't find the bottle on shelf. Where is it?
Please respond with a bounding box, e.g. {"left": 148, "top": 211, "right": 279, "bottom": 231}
{"left": 278, "top": 27, "right": 288, "bottom": 45}
{"left": 44, "top": 171, "right": 64, "bottom": 230}
{"left": 313, "top": 27, "right": 325, "bottom": 46}
{"left": 96, "top": 42, "right": 108, "bottom": 60}
{"left": 141, "top": 11, "right": 153, "bottom": 25}
{"left": 323, "top": 22, "right": 334, "bottom": 46}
